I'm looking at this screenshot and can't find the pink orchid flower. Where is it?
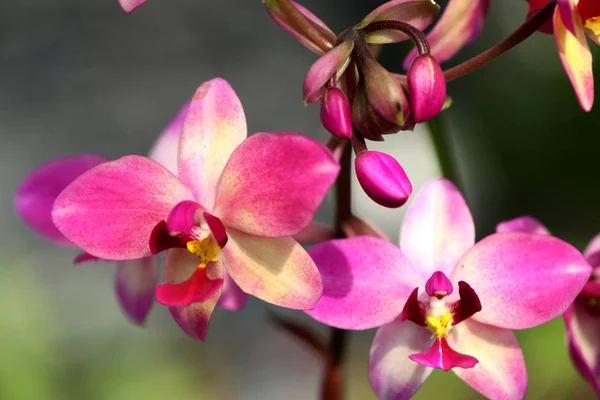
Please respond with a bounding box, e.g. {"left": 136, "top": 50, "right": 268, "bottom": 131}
{"left": 526, "top": 0, "right": 599, "bottom": 111}
{"left": 52, "top": 77, "right": 340, "bottom": 341}
{"left": 497, "top": 215, "right": 600, "bottom": 395}
{"left": 119, "top": 0, "right": 147, "bottom": 13}
{"left": 14, "top": 103, "right": 189, "bottom": 325}
{"left": 306, "top": 178, "right": 591, "bottom": 399}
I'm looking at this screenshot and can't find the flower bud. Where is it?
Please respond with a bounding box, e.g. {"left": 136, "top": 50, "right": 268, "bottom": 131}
{"left": 362, "top": 58, "right": 410, "bottom": 126}
{"left": 320, "top": 88, "right": 353, "bottom": 139}
{"left": 355, "top": 151, "right": 412, "bottom": 208}
{"left": 407, "top": 54, "right": 447, "bottom": 123}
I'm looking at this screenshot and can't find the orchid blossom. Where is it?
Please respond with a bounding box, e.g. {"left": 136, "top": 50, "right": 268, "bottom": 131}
{"left": 306, "top": 179, "right": 591, "bottom": 399}
{"left": 497, "top": 215, "right": 600, "bottom": 395}
{"left": 51, "top": 77, "right": 340, "bottom": 341}
{"left": 526, "top": 0, "right": 599, "bottom": 111}
{"left": 119, "top": 0, "right": 146, "bottom": 13}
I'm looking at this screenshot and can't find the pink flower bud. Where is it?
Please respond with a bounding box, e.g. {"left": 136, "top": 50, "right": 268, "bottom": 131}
{"left": 355, "top": 151, "right": 412, "bottom": 208}
{"left": 407, "top": 54, "right": 447, "bottom": 123}
{"left": 320, "top": 88, "right": 353, "bottom": 140}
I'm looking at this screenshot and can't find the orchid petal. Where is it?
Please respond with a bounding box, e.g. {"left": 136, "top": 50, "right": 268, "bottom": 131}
{"left": 584, "top": 234, "right": 600, "bottom": 258}
{"left": 221, "top": 229, "right": 322, "bottom": 310}
{"left": 119, "top": 0, "right": 146, "bottom": 13}
{"left": 449, "top": 320, "right": 527, "bottom": 400}
{"left": 16, "top": 154, "right": 106, "bottom": 246}
{"left": 166, "top": 200, "right": 203, "bottom": 235}
{"left": 179, "top": 78, "right": 247, "bottom": 211}
{"left": 400, "top": 178, "right": 475, "bottom": 279}
{"left": 554, "top": 6, "right": 594, "bottom": 112}
{"left": 53, "top": 155, "right": 194, "bottom": 260}
{"left": 217, "top": 268, "right": 248, "bottom": 311}
{"left": 558, "top": 0, "right": 577, "bottom": 35}
{"left": 495, "top": 215, "right": 550, "bottom": 235}
{"left": 156, "top": 267, "right": 223, "bottom": 307}
{"left": 148, "top": 101, "right": 189, "bottom": 175}
{"left": 164, "top": 249, "right": 223, "bottom": 341}
{"left": 115, "top": 256, "right": 159, "bottom": 325}
{"left": 215, "top": 133, "right": 339, "bottom": 237}
{"left": 360, "top": 1, "right": 440, "bottom": 44}
{"left": 306, "top": 237, "right": 422, "bottom": 330}
{"left": 369, "top": 320, "right": 433, "bottom": 400}
{"left": 403, "top": 0, "right": 491, "bottom": 68}
{"left": 564, "top": 303, "right": 600, "bottom": 395}
{"left": 453, "top": 232, "right": 592, "bottom": 329}
{"left": 409, "top": 337, "right": 478, "bottom": 371}
{"left": 303, "top": 41, "right": 354, "bottom": 104}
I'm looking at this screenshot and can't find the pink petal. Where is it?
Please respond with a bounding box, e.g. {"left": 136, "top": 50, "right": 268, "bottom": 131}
{"left": 52, "top": 155, "right": 194, "bottom": 260}
{"left": 148, "top": 101, "right": 189, "bottom": 175}
{"left": 263, "top": 0, "right": 335, "bottom": 55}
{"left": 303, "top": 41, "right": 354, "bottom": 104}
{"left": 403, "top": 0, "right": 491, "bottom": 68}
{"left": 399, "top": 178, "right": 475, "bottom": 280}
{"left": 217, "top": 268, "right": 248, "bottom": 311}
{"left": 452, "top": 232, "right": 592, "bottom": 329}
{"left": 359, "top": 0, "right": 440, "bottom": 44}
{"left": 221, "top": 229, "right": 322, "bottom": 310}
{"left": 115, "top": 256, "right": 159, "bottom": 325}
{"left": 164, "top": 249, "right": 223, "bottom": 341}
{"left": 306, "top": 237, "right": 422, "bottom": 330}
{"left": 564, "top": 303, "right": 600, "bottom": 395}
{"left": 369, "top": 320, "right": 433, "bottom": 400}
{"left": 449, "top": 320, "right": 527, "bottom": 400}
{"left": 554, "top": 5, "right": 594, "bottom": 111}
{"left": 119, "top": 0, "right": 146, "bottom": 13}
{"left": 155, "top": 267, "right": 223, "bottom": 307}
{"left": 409, "top": 337, "right": 478, "bottom": 371}
{"left": 166, "top": 200, "right": 203, "bottom": 235}
{"left": 584, "top": 234, "right": 600, "bottom": 258}
{"left": 495, "top": 215, "right": 550, "bottom": 235}
{"left": 16, "top": 154, "right": 106, "bottom": 246}
{"left": 178, "top": 78, "right": 247, "bottom": 211}
{"left": 215, "top": 133, "right": 339, "bottom": 237}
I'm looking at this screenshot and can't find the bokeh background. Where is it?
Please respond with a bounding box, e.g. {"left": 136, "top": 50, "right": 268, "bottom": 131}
{"left": 1, "top": 0, "right": 599, "bottom": 399}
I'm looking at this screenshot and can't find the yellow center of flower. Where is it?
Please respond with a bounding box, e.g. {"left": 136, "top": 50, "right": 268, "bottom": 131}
{"left": 585, "top": 17, "right": 600, "bottom": 35}
{"left": 425, "top": 313, "right": 454, "bottom": 339}
{"left": 186, "top": 237, "right": 221, "bottom": 268}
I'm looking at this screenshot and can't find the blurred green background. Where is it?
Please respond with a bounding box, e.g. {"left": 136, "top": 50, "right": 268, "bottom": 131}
{"left": 1, "top": 0, "right": 598, "bottom": 399}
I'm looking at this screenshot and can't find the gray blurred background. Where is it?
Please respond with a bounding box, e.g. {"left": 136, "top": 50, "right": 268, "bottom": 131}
{"left": 1, "top": 0, "right": 599, "bottom": 399}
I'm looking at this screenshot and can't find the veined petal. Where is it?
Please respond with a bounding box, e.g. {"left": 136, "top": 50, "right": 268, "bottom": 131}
{"left": 449, "top": 320, "right": 527, "bottom": 400}
{"left": 360, "top": 1, "right": 440, "bottom": 44}
{"left": 495, "top": 215, "right": 550, "bottom": 235}
{"left": 119, "top": 0, "right": 146, "bottom": 13}
{"left": 148, "top": 101, "right": 189, "bottom": 175}
{"left": 16, "top": 154, "right": 106, "bottom": 246}
{"left": 554, "top": 6, "right": 594, "bottom": 112}
{"left": 221, "top": 229, "right": 322, "bottom": 310}
{"left": 53, "top": 155, "right": 194, "bottom": 260}
{"left": 164, "top": 249, "right": 223, "bottom": 341}
{"left": 400, "top": 178, "right": 475, "bottom": 279}
{"left": 178, "top": 78, "right": 247, "bottom": 210}
{"left": 564, "top": 304, "right": 600, "bottom": 395}
{"left": 215, "top": 133, "right": 339, "bottom": 237}
{"left": 115, "top": 256, "right": 159, "bottom": 325}
{"left": 217, "top": 268, "right": 248, "bottom": 311}
{"left": 369, "top": 320, "right": 433, "bottom": 400}
{"left": 306, "top": 237, "right": 422, "bottom": 330}
{"left": 452, "top": 232, "right": 592, "bottom": 329}
{"left": 303, "top": 41, "right": 354, "bottom": 104}
{"left": 584, "top": 233, "right": 600, "bottom": 258}
{"left": 403, "top": 0, "right": 491, "bottom": 68}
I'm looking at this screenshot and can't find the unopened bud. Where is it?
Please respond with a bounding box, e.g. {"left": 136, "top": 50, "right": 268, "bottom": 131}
{"left": 407, "top": 54, "right": 447, "bottom": 123}
{"left": 363, "top": 58, "right": 410, "bottom": 126}
{"left": 355, "top": 151, "right": 412, "bottom": 208}
{"left": 320, "top": 88, "right": 353, "bottom": 140}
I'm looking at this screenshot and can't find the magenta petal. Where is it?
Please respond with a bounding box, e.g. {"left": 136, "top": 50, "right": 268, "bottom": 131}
{"left": 303, "top": 41, "right": 354, "bottom": 104}
{"left": 115, "top": 256, "right": 159, "bottom": 325}
{"left": 215, "top": 133, "right": 339, "bottom": 237}
{"left": 449, "top": 320, "right": 527, "bottom": 400}
{"left": 409, "top": 337, "right": 478, "bottom": 371}
{"left": 119, "top": 0, "right": 146, "bottom": 13}
{"left": 217, "top": 268, "right": 248, "bottom": 311}
{"left": 203, "top": 212, "right": 228, "bottom": 248}
{"left": 451, "top": 281, "right": 482, "bottom": 325}
{"left": 148, "top": 101, "right": 189, "bottom": 175}
{"left": 156, "top": 267, "right": 223, "bottom": 307}
{"left": 166, "top": 200, "right": 203, "bottom": 235}
{"left": 53, "top": 155, "right": 194, "bottom": 260}
{"left": 400, "top": 178, "right": 475, "bottom": 279}
{"left": 495, "top": 215, "right": 550, "bottom": 235}
{"left": 453, "top": 232, "right": 592, "bottom": 329}
{"left": 16, "top": 154, "right": 106, "bottom": 246}
{"left": 369, "top": 320, "right": 433, "bottom": 400}
{"left": 306, "top": 237, "right": 422, "bottom": 330}
{"left": 564, "top": 304, "right": 600, "bottom": 395}
{"left": 355, "top": 151, "right": 412, "bottom": 209}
